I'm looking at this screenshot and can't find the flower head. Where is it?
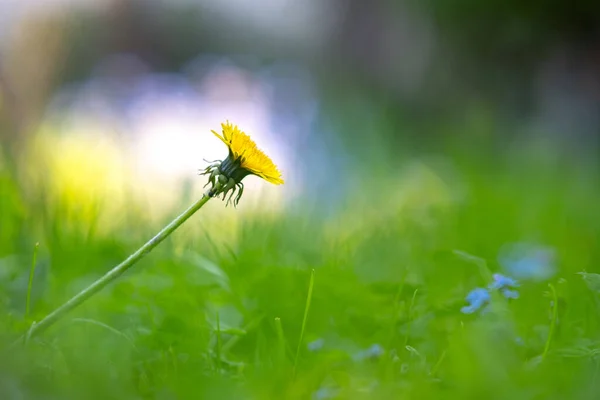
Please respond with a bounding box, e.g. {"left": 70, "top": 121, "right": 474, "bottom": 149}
{"left": 353, "top": 343, "right": 385, "bottom": 361}
{"left": 489, "top": 273, "right": 520, "bottom": 299}
{"left": 461, "top": 273, "right": 521, "bottom": 315}
{"left": 489, "top": 274, "right": 519, "bottom": 290}
{"left": 307, "top": 338, "right": 325, "bottom": 352}
{"left": 212, "top": 122, "right": 284, "bottom": 185}
{"left": 201, "top": 121, "right": 284, "bottom": 206}
{"left": 313, "top": 387, "right": 339, "bottom": 400}
{"left": 461, "top": 288, "right": 491, "bottom": 314}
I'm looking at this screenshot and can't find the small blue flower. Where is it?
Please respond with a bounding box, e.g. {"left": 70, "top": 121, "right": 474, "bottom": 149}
{"left": 353, "top": 343, "right": 385, "bottom": 361}
{"left": 489, "top": 274, "right": 519, "bottom": 290}
{"left": 366, "top": 344, "right": 384, "bottom": 357}
{"left": 498, "top": 242, "right": 556, "bottom": 281}
{"left": 461, "top": 288, "right": 491, "bottom": 314}
{"left": 307, "top": 338, "right": 325, "bottom": 352}
{"left": 488, "top": 273, "right": 520, "bottom": 299}
{"left": 313, "top": 387, "right": 339, "bottom": 400}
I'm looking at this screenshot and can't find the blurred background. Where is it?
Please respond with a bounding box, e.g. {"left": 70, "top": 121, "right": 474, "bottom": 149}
{"left": 2, "top": 0, "right": 598, "bottom": 201}
{"left": 1, "top": 0, "right": 600, "bottom": 399}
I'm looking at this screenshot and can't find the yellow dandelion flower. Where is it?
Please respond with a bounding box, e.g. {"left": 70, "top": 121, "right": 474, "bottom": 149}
{"left": 212, "top": 122, "right": 284, "bottom": 185}
{"left": 201, "top": 121, "right": 284, "bottom": 206}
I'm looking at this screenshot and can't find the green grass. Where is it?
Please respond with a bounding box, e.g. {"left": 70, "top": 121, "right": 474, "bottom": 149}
{"left": 1, "top": 125, "right": 600, "bottom": 399}
{"left": 293, "top": 268, "right": 315, "bottom": 379}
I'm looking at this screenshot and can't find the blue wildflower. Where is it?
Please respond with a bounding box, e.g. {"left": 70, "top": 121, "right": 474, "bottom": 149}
{"left": 489, "top": 273, "right": 520, "bottom": 299}
{"left": 461, "top": 288, "right": 491, "bottom": 314}
{"left": 489, "top": 273, "right": 519, "bottom": 290}
{"left": 498, "top": 242, "right": 556, "bottom": 281}
{"left": 307, "top": 338, "right": 325, "bottom": 352}
{"left": 366, "top": 343, "right": 384, "bottom": 357}
{"left": 353, "top": 343, "right": 385, "bottom": 361}
{"left": 313, "top": 387, "right": 339, "bottom": 400}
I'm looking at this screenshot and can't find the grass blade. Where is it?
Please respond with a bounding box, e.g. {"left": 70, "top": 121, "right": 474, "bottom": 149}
{"left": 293, "top": 268, "right": 315, "bottom": 378}
{"left": 404, "top": 288, "right": 418, "bottom": 346}
{"left": 70, "top": 318, "right": 137, "bottom": 350}
{"left": 542, "top": 283, "right": 559, "bottom": 361}
{"left": 275, "top": 317, "right": 287, "bottom": 364}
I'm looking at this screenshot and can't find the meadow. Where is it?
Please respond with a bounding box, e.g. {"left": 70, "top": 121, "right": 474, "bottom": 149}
{"left": 1, "top": 118, "right": 600, "bottom": 400}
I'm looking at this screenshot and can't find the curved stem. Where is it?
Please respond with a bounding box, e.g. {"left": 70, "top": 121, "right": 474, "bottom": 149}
{"left": 19, "top": 193, "right": 212, "bottom": 344}
{"left": 293, "top": 269, "right": 315, "bottom": 379}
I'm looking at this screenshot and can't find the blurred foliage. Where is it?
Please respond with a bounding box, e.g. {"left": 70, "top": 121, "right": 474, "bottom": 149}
{"left": 411, "top": 0, "right": 600, "bottom": 71}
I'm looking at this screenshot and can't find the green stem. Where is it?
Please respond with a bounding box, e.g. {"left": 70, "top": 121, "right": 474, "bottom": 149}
{"left": 274, "top": 317, "right": 287, "bottom": 364}
{"left": 21, "top": 194, "right": 212, "bottom": 344}
{"left": 404, "top": 288, "right": 418, "bottom": 347}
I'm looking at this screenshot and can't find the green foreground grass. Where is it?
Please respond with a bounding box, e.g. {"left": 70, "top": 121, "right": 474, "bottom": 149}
{"left": 1, "top": 131, "right": 600, "bottom": 399}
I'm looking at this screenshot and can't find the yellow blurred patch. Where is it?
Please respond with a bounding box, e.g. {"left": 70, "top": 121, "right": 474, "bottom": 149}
{"left": 325, "top": 159, "right": 462, "bottom": 246}
{"left": 25, "top": 125, "right": 130, "bottom": 232}
{"left": 22, "top": 120, "right": 286, "bottom": 247}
